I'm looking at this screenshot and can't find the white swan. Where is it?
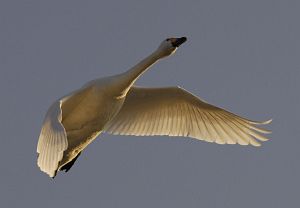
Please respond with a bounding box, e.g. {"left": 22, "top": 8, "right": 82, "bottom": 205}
{"left": 37, "top": 37, "right": 271, "bottom": 178}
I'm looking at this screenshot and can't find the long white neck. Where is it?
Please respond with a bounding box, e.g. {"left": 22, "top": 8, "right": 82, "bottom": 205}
{"left": 117, "top": 50, "right": 161, "bottom": 96}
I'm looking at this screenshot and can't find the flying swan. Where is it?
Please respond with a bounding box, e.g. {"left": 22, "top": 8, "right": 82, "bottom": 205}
{"left": 37, "top": 37, "right": 272, "bottom": 177}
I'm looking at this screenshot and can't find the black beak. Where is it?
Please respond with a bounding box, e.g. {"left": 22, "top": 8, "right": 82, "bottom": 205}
{"left": 172, "top": 37, "right": 187, "bottom": 47}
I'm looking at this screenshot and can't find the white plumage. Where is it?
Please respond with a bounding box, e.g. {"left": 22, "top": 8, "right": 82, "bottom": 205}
{"left": 105, "top": 86, "right": 271, "bottom": 145}
{"left": 37, "top": 37, "right": 271, "bottom": 178}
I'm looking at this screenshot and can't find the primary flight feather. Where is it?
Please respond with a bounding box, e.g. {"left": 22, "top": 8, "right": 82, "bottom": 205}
{"left": 37, "top": 37, "right": 271, "bottom": 178}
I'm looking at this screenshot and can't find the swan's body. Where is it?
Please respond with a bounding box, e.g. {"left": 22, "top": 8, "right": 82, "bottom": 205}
{"left": 37, "top": 37, "right": 271, "bottom": 178}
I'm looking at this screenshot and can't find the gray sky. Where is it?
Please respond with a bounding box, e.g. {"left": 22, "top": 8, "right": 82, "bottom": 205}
{"left": 1, "top": 0, "right": 299, "bottom": 207}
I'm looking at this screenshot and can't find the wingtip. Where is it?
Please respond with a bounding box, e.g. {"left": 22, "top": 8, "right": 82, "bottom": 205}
{"left": 249, "top": 139, "right": 262, "bottom": 147}
{"left": 249, "top": 118, "right": 272, "bottom": 125}
{"left": 265, "top": 119, "right": 273, "bottom": 124}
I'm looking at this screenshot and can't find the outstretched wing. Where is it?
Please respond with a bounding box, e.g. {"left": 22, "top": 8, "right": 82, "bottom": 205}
{"left": 104, "top": 86, "right": 271, "bottom": 146}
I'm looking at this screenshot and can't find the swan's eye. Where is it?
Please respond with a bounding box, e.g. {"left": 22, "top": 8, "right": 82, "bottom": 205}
{"left": 166, "top": 38, "right": 170, "bottom": 41}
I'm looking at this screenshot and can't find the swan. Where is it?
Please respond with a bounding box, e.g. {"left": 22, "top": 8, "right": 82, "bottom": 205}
{"left": 37, "top": 37, "right": 271, "bottom": 178}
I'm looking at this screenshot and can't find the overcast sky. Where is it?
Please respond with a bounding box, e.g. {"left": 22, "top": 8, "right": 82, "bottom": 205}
{"left": 1, "top": 0, "right": 299, "bottom": 207}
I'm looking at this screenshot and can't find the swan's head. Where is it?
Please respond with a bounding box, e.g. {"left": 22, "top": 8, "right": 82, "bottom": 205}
{"left": 156, "top": 37, "right": 187, "bottom": 58}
